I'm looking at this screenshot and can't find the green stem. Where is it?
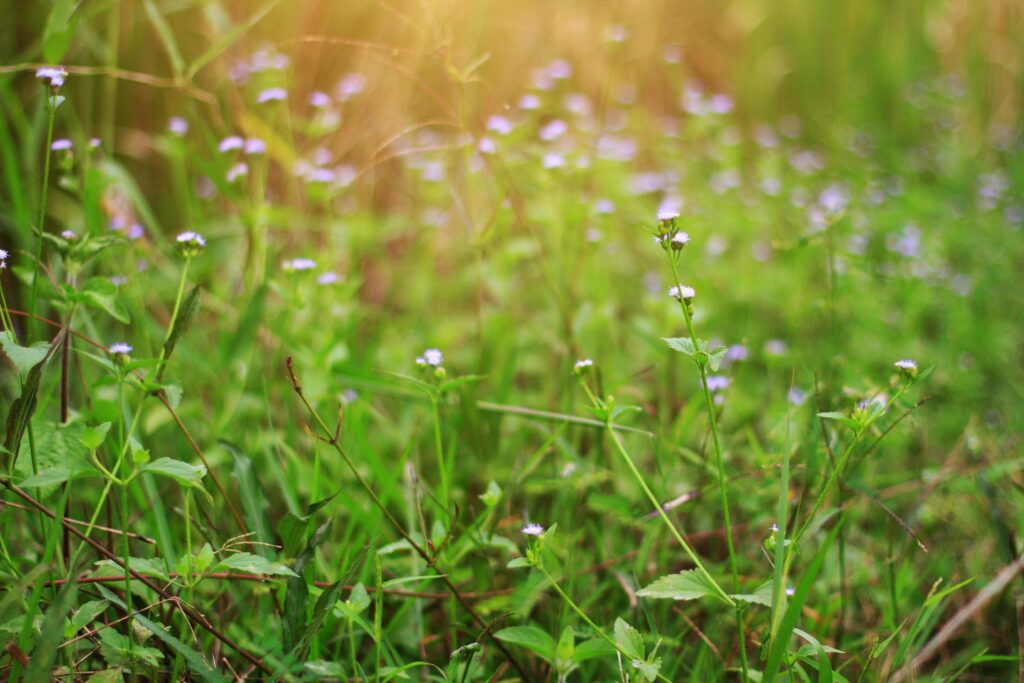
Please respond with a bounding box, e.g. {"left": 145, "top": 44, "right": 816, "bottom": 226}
{"left": 792, "top": 430, "right": 862, "bottom": 546}
{"left": 667, "top": 255, "right": 747, "bottom": 677}
{"left": 431, "top": 397, "right": 449, "bottom": 513}
{"left": 155, "top": 257, "right": 190, "bottom": 382}
{"left": 604, "top": 419, "right": 733, "bottom": 606}
{"left": 28, "top": 95, "right": 56, "bottom": 341}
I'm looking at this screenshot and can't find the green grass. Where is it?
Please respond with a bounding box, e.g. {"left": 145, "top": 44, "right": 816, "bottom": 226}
{"left": 1, "top": 1, "right": 1023, "bottom": 681}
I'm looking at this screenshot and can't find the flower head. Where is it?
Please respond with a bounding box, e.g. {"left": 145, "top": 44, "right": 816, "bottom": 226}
{"left": 416, "top": 348, "right": 443, "bottom": 368}
{"left": 522, "top": 523, "right": 544, "bottom": 537}
{"left": 244, "top": 137, "right": 267, "bottom": 155}
{"left": 108, "top": 342, "right": 133, "bottom": 355}
{"left": 168, "top": 117, "right": 189, "bottom": 136}
{"left": 175, "top": 231, "right": 206, "bottom": 258}
{"left": 894, "top": 358, "right": 918, "bottom": 379}
{"left": 668, "top": 285, "right": 695, "bottom": 302}
{"left": 670, "top": 231, "right": 690, "bottom": 250}
{"left": 256, "top": 87, "right": 287, "bottom": 103}
{"left": 36, "top": 66, "right": 68, "bottom": 89}
{"left": 51, "top": 138, "right": 73, "bottom": 151}
{"left": 282, "top": 258, "right": 317, "bottom": 272}
{"left": 0, "top": 248, "right": 8, "bottom": 270}
{"left": 573, "top": 357, "right": 594, "bottom": 375}
{"left": 218, "top": 136, "right": 245, "bottom": 153}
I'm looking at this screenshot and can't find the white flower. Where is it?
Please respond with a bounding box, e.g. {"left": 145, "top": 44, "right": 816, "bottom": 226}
{"left": 244, "top": 138, "right": 267, "bottom": 155}
{"left": 60, "top": 230, "right": 77, "bottom": 240}
{"left": 574, "top": 358, "right": 593, "bottom": 371}
{"left": 36, "top": 66, "right": 67, "bottom": 88}
{"left": 670, "top": 231, "right": 690, "bottom": 249}
{"left": 108, "top": 342, "right": 133, "bottom": 355}
{"left": 51, "top": 138, "right": 72, "bottom": 151}
{"left": 256, "top": 87, "right": 287, "bottom": 103}
{"left": 785, "top": 586, "right": 796, "bottom": 597}
{"left": 522, "top": 523, "right": 544, "bottom": 536}
{"left": 176, "top": 231, "right": 207, "bottom": 257}
{"left": 0, "top": 249, "right": 9, "bottom": 261}
{"left": 519, "top": 94, "right": 541, "bottom": 110}
{"left": 226, "top": 162, "right": 249, "bottom": 182}
{"left": 420, "top": 348, "right": 443, "bottom": 367}
{"left": 218, "top": 136, "right": 245, "bottom": 153}
{"left": 283, "top": 258, "right": 317, "bottom": 272}
{"left": 336, "top": 73, "right": 367, "bottom": 100}
{"left": 894, "top": 358, "right": 918, "bottom": 378}
{"left": 309, "top": 91, "right": 331, "bottom": 108}
{"left": 176, "top": 231, "right": 206, "bottom": 247}
{"left": 539, "top": 119, "right": 567, "bottom": 141}
{"left": 668, "top": 285, "right": 695, "bottom": 302}
{"left": 657, "top": 208, "right": 679, "bottom": 222}
{"left": 168, "top": 117, "right": 189, "bottom": 136}
{"left": 706, "top": 375, "right": 730, "bottom": 392}
{"left": 486, "top": 115, "right": 514, "bottom": 135}
{"left": 317, "top": 271, "right": 340, "bottom": 285}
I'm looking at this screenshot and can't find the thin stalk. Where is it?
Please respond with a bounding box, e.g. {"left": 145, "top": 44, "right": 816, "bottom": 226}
{"left": 431, "top": 397, "right": 449, "bottom": 513}
{"left": 601, "top": 411, "right": 733, "bottom": 606}
{"left": 667, "top": 255, "right": 747, "bottom": 676}
{"left": 28, "top": 94, "right": 57, "bottom": 341}
{"left": 792, "top": 430, "right": 862, "bottom": 546}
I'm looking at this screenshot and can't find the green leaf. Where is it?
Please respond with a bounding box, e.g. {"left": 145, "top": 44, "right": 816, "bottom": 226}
{"left": 80, "top": 422, "right": 112, "bottom": 450}
{"left": 25, "top": 579, "right": 78, "bottom": 681}
{"left": 79, "top": 277, "right": 131, "bottom": 323}
{"left": 708, "top": 345, "right": 728, "bottom": 372}
{"left": 159, "top": 284, "right": 200, "bottom": 380}
{"left": 0, "top": 331, "right": 50, "bottom": 380}
{"left": 732, "top": 581, "right": 774, "bottom": 607}
{"left": 67, "top": 600, "right": 110, "bottom": 638}
{"left": 86, "top": 670, "right": 124, "bottom": 682}
{"left": 221, "top": 440, "right": 273, "bottom": 556}
{"left": 574, "top": 637, "right": 617, "bottom": 662}
{"left": 215, "top": 552, "right": 297, "bottom": 577}
{"left": 20, "top": 464, "right": 98, "bottom": 488}
{"left": 96, "top": 556, "right": 171, "bottom": 582}
{"left": 42, "top": 0, "right": 78, "bottom": 63}
{"left": 174, "top": 542, "right": 216, "bottom": 579}
{"left": 97, "top": 627, "right": 164, "bottom": 668}
{"left": 140, "top": 458, "right": 208, "bottom": 493}
{"left": 636, "top": 657, "right": 662, "bottom": 682}
{"left": 613, "top": 618, "right": 644, "bottom": 660}
{"left": 663, "top": 337, "right": 697, "bottom": 357}
{"left": 817, "top": 412, "right": 857, "bottom": 430}
{"left": 556, "top": 625, "right": 574, "bottom": 670}
{"left": 637, "top": 569, "right": 721, "bottom": 602}
{"left": 495, "top": 626, "right": 556, "bottom": 662}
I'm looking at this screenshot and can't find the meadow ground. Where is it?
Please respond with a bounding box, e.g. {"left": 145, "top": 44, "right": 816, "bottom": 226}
{"left": 1, "top": 1, "right": 1023, "bottom": 681}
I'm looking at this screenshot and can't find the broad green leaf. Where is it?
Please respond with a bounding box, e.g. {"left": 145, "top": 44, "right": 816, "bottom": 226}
{"left": 662, "top": 337, "right": 697, "bottom": 357}
{"left": 732, "top": 581, "right": 774, "bottom": 607}
{"left": 141, "top": 458, "right": 208, "bottom": 492}
{"left": 0, "top": 331, "right": 49, "bottom": 380}
{"left": 96, "top": 556, "right": 171, "bottom": 582}
{"left": 613, "top": 618, "right": 644, "bottom": 660}
{"left": 20, "top": 464, "right": 98, "bottom": 488}
{"left": 215, "top": 552, "right": 297, "bottom": 577}
{"left": 637, "top": 569, "right": 721, "bottom": 602}
{"left": 574, "top": 637, "right": 617, "bottom": 662}
{"left": 78, "top": 277, "right": 130, "bottom": 323}
{"left": 556, "top": 625, "right": 574, "bottom": 671}
{"left": 86, "top": 670, "right": 124, "bottom": 682}
{"left": 97, "top": 627, "right": 164, "bottom": 667}
{"left": 67, "top": 600, "right": 110, "bottom": 638}
{"left": 495, "top": 626, "right": 556, "bottom": 662}
{"left": 80, "top": 422, "right": 112, "bottom": 450}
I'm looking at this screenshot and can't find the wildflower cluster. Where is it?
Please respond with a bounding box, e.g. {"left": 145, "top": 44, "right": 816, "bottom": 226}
{"left": 36, "top": 66, "right": 67, "bottom": 90}
{"left": 653, "top": 211, "right": 689, "bottom": 252}
{"left": 0, "top": 247, "right": 7, "bottom": 270}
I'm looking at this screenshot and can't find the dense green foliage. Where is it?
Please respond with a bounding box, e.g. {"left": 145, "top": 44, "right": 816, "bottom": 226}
{"left": 1, "top": 1, "right": 1022, "bottom": 681}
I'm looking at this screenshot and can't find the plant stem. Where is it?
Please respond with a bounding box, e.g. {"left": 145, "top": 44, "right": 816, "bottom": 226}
{"left": 431, "top": 397, "right": 449, "bottom": 513}
{"left": 667, "top": 255, "right": 747, "bottom": 678}
{"left": 28, "top": 94, "right": 56, "bottom": 341}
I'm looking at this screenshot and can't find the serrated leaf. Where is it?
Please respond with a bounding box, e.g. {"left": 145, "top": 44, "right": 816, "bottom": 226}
{"left": 67, "top": 600, "right": 110, "bottom": 638}
{"left": 663, "top": 337, "right": 697, "bottom": 357}
{"left": 215, "top": 552, "right": 297, "bottom": 577}
{"left": 495, "top": 626, "right": 556, "bottom": 662}
{"left": 637, "top": 569, "right": 720, "bottom": 602}
{"left": 732, "top": 581, "right": 774, "bottom": 607}
{"left": 80, "top": 422, "right": 112, "bottom": 450}
{"left": 78, "top": 277, "right": 130, "bottom": 323}
{"left": 613, "top": 618, "right": 644, "bottom": 660}
{"left": 141, "top": 458, "right": 207, "bottom": 492}
{"left": 708, "top": 345, "right": 728, "bottom": 371}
